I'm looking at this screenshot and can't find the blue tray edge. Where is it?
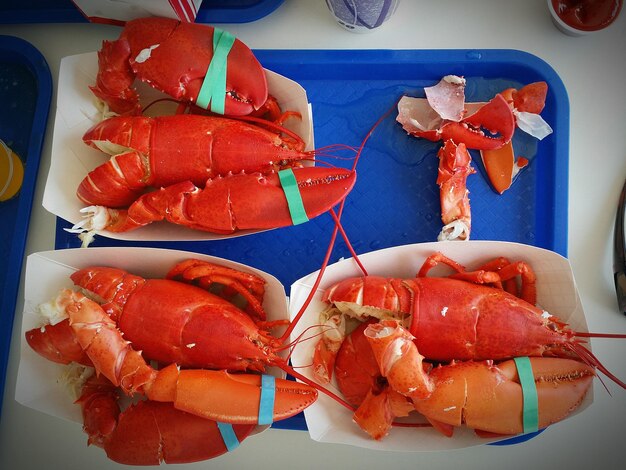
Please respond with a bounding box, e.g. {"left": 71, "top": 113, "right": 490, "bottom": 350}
{"left": 51, "top": 49, "right": 570, "bottom": 445}
{"left": 0, "top": 35, "right": 53, "bottom": 421}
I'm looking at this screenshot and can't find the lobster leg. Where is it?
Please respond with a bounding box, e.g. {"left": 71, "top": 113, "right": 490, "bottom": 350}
{"left": 166, "top": 259, "right": 267, "bottom": 322}
{"left": 418, "top": 252, "right": 537, "bottom": 304}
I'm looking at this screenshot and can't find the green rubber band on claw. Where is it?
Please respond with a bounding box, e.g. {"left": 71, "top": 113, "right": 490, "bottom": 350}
{"left": 514, "top": 356, "right": 539, "bottom": 434}
{"left": 258, "top": 374, "right": 276, "bottom": 426}
{"left": 196, "top": 28, "right": 235, "bottom": 114}
{"left": 278, "top": 169, "right": 309, "bottom": 226}
{"left": 216, "top": 422, "right": 240, "bottom": 451}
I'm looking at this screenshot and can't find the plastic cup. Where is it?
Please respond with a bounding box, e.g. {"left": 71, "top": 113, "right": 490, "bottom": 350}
{"left": 325, "top": 0, "right": 401, "bottom": 33}
{"left": 547, "top": 0, "right": 623, "bottom": 36}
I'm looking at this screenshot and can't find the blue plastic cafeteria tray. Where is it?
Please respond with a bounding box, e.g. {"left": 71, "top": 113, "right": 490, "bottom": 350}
{"left": 0, "top": 36, "right": 52, "bottom": 420}
{"left": 0, "top": 0, "right": 285, "bottom": 24}
{"left": 54, "top": 49, "right": 569, "bottom": 440}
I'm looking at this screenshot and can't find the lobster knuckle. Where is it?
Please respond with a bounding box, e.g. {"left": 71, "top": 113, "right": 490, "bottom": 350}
{"left": 364, "top": 320, "right": 433, "bottom": 401}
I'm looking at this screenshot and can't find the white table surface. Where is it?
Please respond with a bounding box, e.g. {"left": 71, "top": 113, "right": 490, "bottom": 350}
{"left": 1, "top": 1, "right": 625, "bottom": 469}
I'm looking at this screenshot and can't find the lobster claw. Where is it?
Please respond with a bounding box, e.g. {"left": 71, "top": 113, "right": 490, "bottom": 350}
{"left": 147, "top": 365, "right": 318, "bottom": 425}
{"left": 72, "top": 167, "right": 357, "bottom": 236}
{"left": 440, "top": 94, "right": 515, "bottom": 150}
{"left": 413, "top": 357, "right": 594, "bottom": 436}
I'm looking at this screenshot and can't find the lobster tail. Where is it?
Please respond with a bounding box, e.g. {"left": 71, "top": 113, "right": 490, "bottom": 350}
{"left": 77, "top": 151, "right": 147, "bottom": 207}
{"left": 103, "top": 401, "right": 256, "bottom": 465}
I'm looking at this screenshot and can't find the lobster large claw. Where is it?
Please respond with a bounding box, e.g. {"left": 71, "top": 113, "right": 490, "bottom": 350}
{"left": 397, "top": 93, "right": 515, "bottom": 151}
{"left": 147, "top": 365, "right": 319, "bottom": 425}
{"left": 412, "top": 357, "right": 594, "bottom": 436}
{"left": 91, "top": 17, "right": 268, "bottom": 116}
{"left": 439, "top": 94, "right": 516, "bottom": 150}
{"left": 72, "top": 167, "right": 357, "bottom": 236}
{"left": 78, "top": 375, "right": 256, "bottom": 465}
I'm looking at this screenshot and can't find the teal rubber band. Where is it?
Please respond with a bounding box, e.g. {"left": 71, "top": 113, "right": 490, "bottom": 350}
{"left": 258, "top": 374, "right": 276, "bottom": 426}
{"left": 216, "top": 422, "right": 240, "bottom": 452}
{"left": 514, "top": 356, "right": 539, "bottom": 434}
{"left": 196, "top": 28, "right": 235, "bottom": 114}
{"left": 278, "top": 169, "right": 309, "bottom": 226}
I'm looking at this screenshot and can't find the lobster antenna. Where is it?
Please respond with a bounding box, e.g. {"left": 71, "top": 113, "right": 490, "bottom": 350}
{"left": 279, "top": 97, "right": 400, "bottom": 343}
{"left": 568, "top": 341, "right": 626, "bottom": 390}
{"left": 574, "top": 332, "right": 626, "bottom": 339}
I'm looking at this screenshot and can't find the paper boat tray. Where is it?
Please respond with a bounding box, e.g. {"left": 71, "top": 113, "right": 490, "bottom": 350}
{"left": 288, "top": 240, "right": 593, "bottom": 450}
{"left": 15, "top": 246, "right": 289, "bottom": 437}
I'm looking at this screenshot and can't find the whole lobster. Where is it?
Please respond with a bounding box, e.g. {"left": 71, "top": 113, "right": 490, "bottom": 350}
{"left": 90, "top": 17, "right": 268, "bottom": 116}
{"left": 78, "top": 114, "right": 312, "bottom": 208}
{"left": 25, "top": 259, "right": 351, "bottom": 464}
{"left": 77, "top": 374, "right": 256, "bottom": 465}
{"left": 307, "top": 251, "right": 625, "bottom": 440}
{"left": 396, "top": 79, "right": 552, "bottom": 238}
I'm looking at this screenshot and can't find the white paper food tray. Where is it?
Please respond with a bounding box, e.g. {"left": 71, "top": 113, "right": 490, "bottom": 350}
{"left": 288, "top": 240, "right": 593, "bottom": 450}
{"left": 16, "top": 247, "right": 289, "bottom": 437}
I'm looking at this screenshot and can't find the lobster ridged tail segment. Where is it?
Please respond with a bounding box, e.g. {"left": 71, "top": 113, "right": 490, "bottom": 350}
{"left": 71, "top": 167, "right": 356, "bottom": 236}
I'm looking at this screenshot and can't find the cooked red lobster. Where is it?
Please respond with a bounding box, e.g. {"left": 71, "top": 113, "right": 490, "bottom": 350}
{"left": 78, "top": 114, "right": 311, "bottom": 208}
{"left": 90, "top": 17, "right": 268, "bottom": 116}
{"left": 25, "top": 260, "right": 341, "bottom": 465}
{"left": 310, "top": 251, "right": 625, "bottom": 440}
{"left": 71, "top": 109, "right": 356, "bottom": 246}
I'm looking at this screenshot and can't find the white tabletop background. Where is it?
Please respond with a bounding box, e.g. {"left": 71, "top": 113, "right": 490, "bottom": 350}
{"left": 1, "top": 1, "right": 625, "bottom": 468}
